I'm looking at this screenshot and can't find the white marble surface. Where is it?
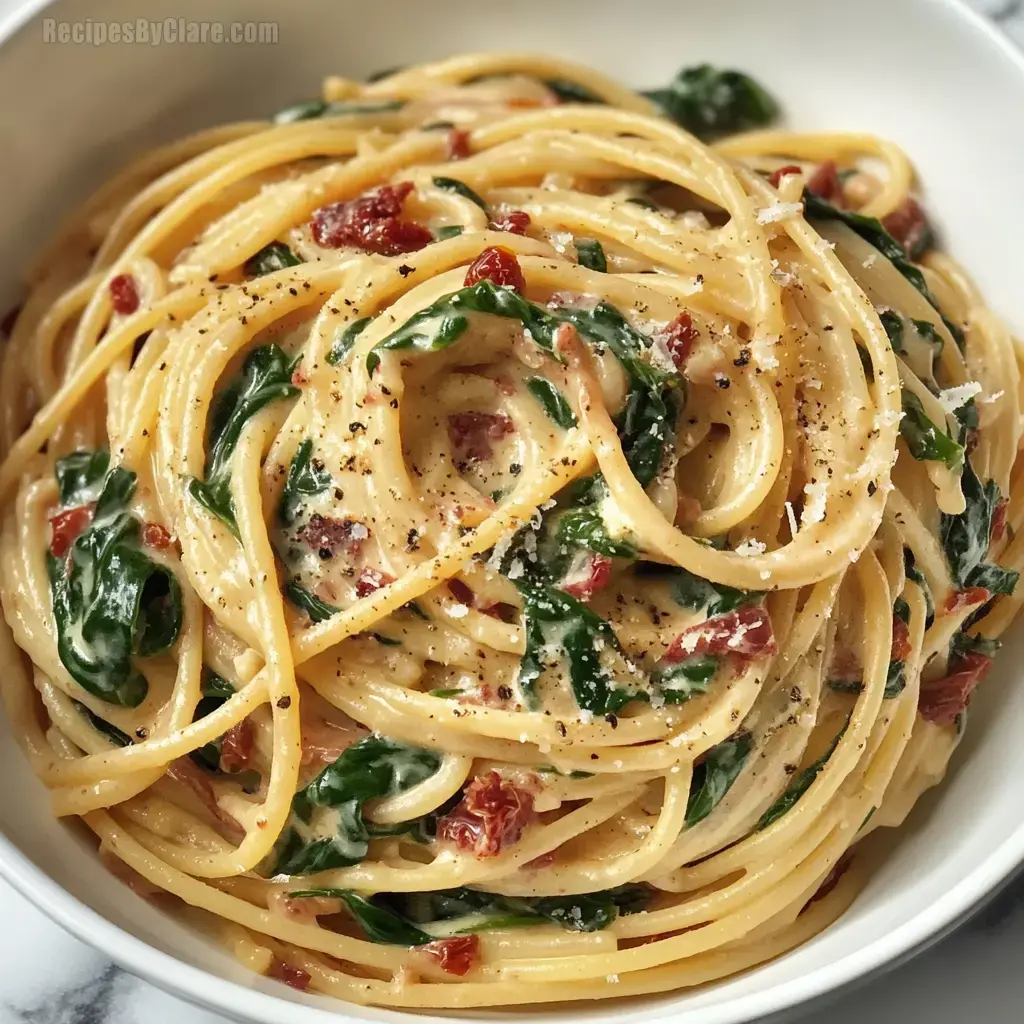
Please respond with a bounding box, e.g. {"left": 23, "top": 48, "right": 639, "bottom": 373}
{"left": 2, "top": 1, "right": 1024, "bottom": 1021}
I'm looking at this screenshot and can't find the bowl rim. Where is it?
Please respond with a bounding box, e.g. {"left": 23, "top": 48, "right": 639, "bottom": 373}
{"left": 2, "top": 0, "right": 1024, "bottom": 1021}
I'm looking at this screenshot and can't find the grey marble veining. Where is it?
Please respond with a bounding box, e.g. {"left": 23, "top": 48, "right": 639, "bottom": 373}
{"left": 1, "top": 0, "right": 1024, "bottom": 1021}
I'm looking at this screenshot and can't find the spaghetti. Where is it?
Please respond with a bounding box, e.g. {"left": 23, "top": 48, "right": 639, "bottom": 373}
{"left": 0, "top": 52, "right": 1020, "bottom": 1007}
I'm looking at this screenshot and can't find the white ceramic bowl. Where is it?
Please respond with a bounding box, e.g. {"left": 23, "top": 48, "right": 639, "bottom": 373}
{"left": 1, "top": 0, "right": 1023, "bottom": 1020}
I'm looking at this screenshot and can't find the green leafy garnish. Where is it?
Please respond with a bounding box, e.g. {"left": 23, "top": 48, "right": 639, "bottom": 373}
{"left": 685, "top": 732, "right": 752, "bottom": 827}
{"left": 279, "top": 439, "right": 330, "bottom": 525}
{"left": 663, "top": 566, "right": 760, "bottom": 617}
{"left": 244, "top": 242, "right": 302, "bottom": 277}
{"left": 327, "top": 317, "right": 372, "bottom": 366}
{"left": 526, "top": 377, "right": 577, "bottom": 430}
{"left": 284, "top": 581, "right": 339, "bottom": 623}
{"left": 434, "top": 225, "right": 464, "bottom": 241}
{"left": 757, "top": 720, "right": 848, "bottom": 830}
{"left": 48, "top": 459, "right": 182, "bottom": 708}
{"left": 575, "top": 239, "right": 607, "bottom": 272}
{"left": 645, "top": 65, "right": 778, "bottom": 140}
{"left": 900, "top": 391, "right": 963, "bottom": 469}
{"left": 432, "top": 176, "right": 487, "bottom": 210}
{"left": 879, "top": 310, "right": 903, "bottom": 353}
{"left": 544, "top": 78, "right": 604, "bottom": 104}
{"left": 55, "top": 449, "right": 110, "bottom": 506}
{"left": 72, "top": 700, "right": 132, "bottom": 747}
{"left": 188, "top": 345, "right": 299, "bottom": 536}
{"left": 287, "top": 889, "right": 432, "bottom": 945}
{"left": 272, "top": 736, "right": 441, "bottom": 875}
{"left": 652, "top": 655, "right": 719, "bottom": 704}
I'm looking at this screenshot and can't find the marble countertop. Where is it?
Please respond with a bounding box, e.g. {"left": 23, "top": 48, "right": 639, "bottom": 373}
{"left": 2, "top": 0, "right": 1024, "bottom": 1021}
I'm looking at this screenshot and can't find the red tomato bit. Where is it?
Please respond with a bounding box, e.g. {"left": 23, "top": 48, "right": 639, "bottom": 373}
{"left": 991, "top": 498, "right": 1009, "bottom": 544}
{"left": 437, "top": 771, "right": 535, "bottom": 857}
{"left": 489, "top": 210, "right": 531, "bottom": 235}
{"left": 142, "top": 522, "right": 173, "bottom": 549}
{"left": 806, "top": 161, "right": 843, "bottom": 204}
{"left": 448, "top": 411, "right": 514, "bottom": 463}
{"left": 355, "top": 566, "right": 396, "bottom": 598}
{"left": 919, "top": 652, "right": 993, "bottom": 726}
{"left": 481, "top": 601, "right": 518, "bottom": 623}
{"left": 561, "top": 554, "right": 612, "bottom": 603}
{"left": 768, "top": 164, "right": 802, "bottom": 189}
{"left": 219, "top": 719, "right": 255, "bottom": 773}
{"left": 448, "top": 578, "right": 475, "bottom": 606}
{"left": 665, "top": 604, "right": 777, "bottom": 662}
{"left": 300, "top": 514, "right": 370, "bottom": 559}
{"left": 421, "top": 935, "right": 480, "bottom": 976}
{"left": 660, "top": 312, "right": 699, "bottom": 369}
{"left": 311, "top": 182, "right": 432, "bottom": 256}
{"left": 882, "top": 197, "right": 933, "bottom": 259}
{"left": 109, "top": 274, "right": 141, "bottom": 315}
{"left": 267, "top": 956, "right": 311, "bottom": 991}
{"left": 942, "top": 587, "right": 991, "bottom": 616}
{"left": 49, "top": 505, "right": 95, "bottom": 559}
{"left": 464, "top": 246, "right": 526, "bottom": 291}
{"left": 446, "top": 129, "right": 471, "bottom": 160}
{"left": 890, "top": 615, "right": 912, "bottom": 663}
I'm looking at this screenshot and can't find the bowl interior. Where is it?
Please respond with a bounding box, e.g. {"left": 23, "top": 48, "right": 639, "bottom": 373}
{"left": 1, "top": 1, "right": 1024, "bottom": 1022}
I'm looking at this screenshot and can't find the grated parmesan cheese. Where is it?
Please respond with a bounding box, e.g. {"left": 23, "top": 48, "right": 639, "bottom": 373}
{"left": 936, "top": 381, "right": 983, "bottom": 413}
{"left": 801, "top": 481, "right": 827, "bottom": 526}
{"left": 979, "top": 390, "right": 1005, "bottom": 405}
{"left": 734, "top": 538, "right": 767, "bottom": 557}
{"left": 785, "top": 501, "right": 798, "bottom": 538}
{"left": 751, "top": 334, "right": 780, "bottom": 372}
{"left": 756, "top": 201, "right": 804, "bottom": 225}
{"left": 647, "top": 334, "right": 679, "bottom": 375}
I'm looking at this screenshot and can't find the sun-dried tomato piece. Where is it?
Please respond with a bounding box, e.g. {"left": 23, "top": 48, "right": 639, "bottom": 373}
{"left": 165, "top": 758, "right": 245, "bottom": 844}
{"left": 300, "top": 706, "right": 366, "bottom": 767}
{"left": 489, "top": 210, "right": 531, "bottom": 235}
{"left": 768, "top": 164, "right": 802, "bottom": 189}
{"left": 561, "top": 554, "right": 612, "bottom": 603}
{"left": 142, "top": 522, "right": 173, "bottom": 550}
{"left": 919, "top": 651, "right": 993, "bottom": 726}
{"left": 448, "top": 411, "right": 515, "bottom": 463}
{"left": 219, "top": 719, "right": 255, "bottom": 774}
{"left": 991, "top": 498, "right": 1009, "bottom": 544}
{"left": 437, "top": 771, "right": 535, "bottom": 857}
{"left": 806, "top": 161, "right": 843, "bottom": 204}
{"left": 355, "top": 566, "right": 395, "bottom": 598}
{"left": 421, "top": 935, "right": 480, "bottom": 976}
{"left": 882, "top": 197, "right": 933, "bottom": 258}
{"left": 300, "top": 514, "right": 370, "bottom": 559}
{"left": 660, "top": 312, "right": 699, "bottom": 369}
{"left": 665, "top": 604, "right": 777, "bottom": 662}
{"left": 481, "top": 601, "right": 518, "bottom": 623}
{"left": 464, "top": 246, "right": 526, "bottom": 291}
{"left": 448, "top": 578, "right": 475, "bottom": 606}
{"left": 807, "top": 853, "right": 854, "bottom": 908}
{"left": 446, "top": 129, "right": 471, "bottom": 160}
{"left": 109, "top": 273, "right": 140, "bottom": 315}
{"left": 267, "top": 956, "right": 311, "bottom": 990}
{"left": 311, "top": 182, "right": 432, "bottom": 256}
{"left": 890, "top": 615, "right": 912, "bottom": 663}
{"left": 942, "top": 587, "right": 991, "bottom": 616}
{"left": 49, "top": 504, "right": 95, "bottom": 559}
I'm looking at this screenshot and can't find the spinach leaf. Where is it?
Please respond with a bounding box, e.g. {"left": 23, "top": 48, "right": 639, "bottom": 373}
{"left": 55, "top": 449, "right": 110, "bottom": 506}
{"left": 189, "top": 669, "right": 242, "bottom": 776}
{"left": 912, "top": 318, "right": 944, "bottom": 354}
{"left": 685, "top": 731, "right": 753, "bottom": 827}
{"left": 272, "top": 736, "right": 441, "bottom": 875}
{"left": 327, "top": 316, "right": 372, "bottom": 366}
{"left": 432, "top": 176, "right": 487, "bottom": 210}
{"left": 653, "top": 655, "right": 719, "bottom": 704}
{"left": 202, "top": 669, "right": 235, "bottom": 700}
{"left": 879, "top": 310, "right": 903, "bottom": 353}
{"left": 244, "top": 242, "right": 301, "bottom": 277}
{"left": 556, "top": 504, "right": 636, "bottom": 559}
{"left": 48, "top": 463, "right": 182, "bottom": 708}
{"left": 940, "top": 462, "right": 1020, "bottom": 594}
{"left": 900, "top": 390, "right": 963, "bottom": 469}
{"left": 188, "top": 345, "right": 299, "bottom": 536}
{"left": 544, "top": 78, "right": 604, "bottom": 104}
{"left": 284, "top": 580, "right": 339, "bottom": 623}
{"left": 757, "top": 719, "right": 848, "bottom": 830}
{"left": 575, "top": 239, "right": 607, "bottom": 272}
{"left": 279, "top": 439, "right": 330, "bottom": 525}
{"left": 663, "top": 565, "right": 760, "bottom": 617}
{"left": 529, "top": 886, "right": 650, "bottom": 931}
{"left": 616, "top": 385, "right": 670, "bottom": 488}
{"left": 904, "top": 548, "right": 935, "bottom": 627}
{"left": 803, "top": 191, "right": 964, "bottom": 348}
{"left": 274, "top": 99, "right": 404, "bottom": 124}
{"left": 287, "top": 889, "right": 432, "bottom": 945}
{"left": 434, "top": 225, "right": 465, "bottom": 241}
{"left": 516, "top": 580, "right": 637, "bottom": 714}
{"left": 72, "top": 700, "right": 132, "bottom": 747}
{"left": 951, "top": 631, "right": 1001, "bottom": 660}
{"left": 526, "top": 376, "right": 577, "bottom": 430}
{"left": 644, "top": 65, "right": 778, "bottom": 140}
